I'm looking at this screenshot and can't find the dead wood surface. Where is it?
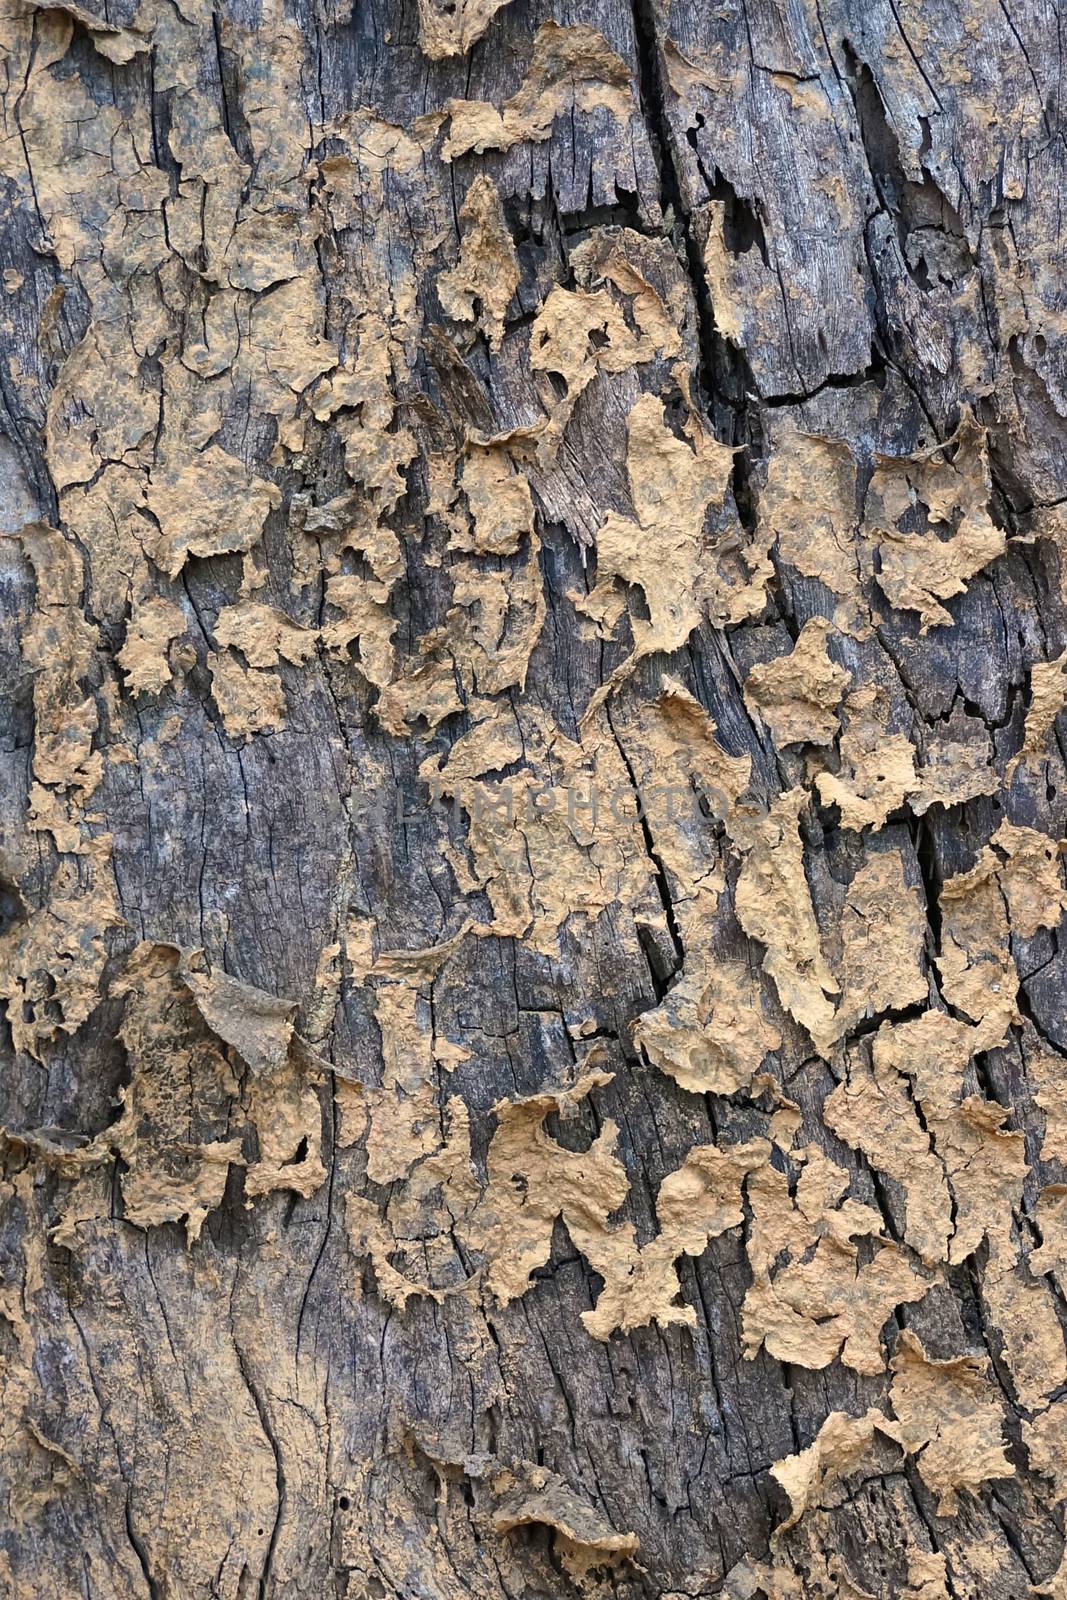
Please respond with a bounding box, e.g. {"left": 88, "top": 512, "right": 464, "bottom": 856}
{"left": 2, "top": 0, "right": 1067, "bottom": 1596}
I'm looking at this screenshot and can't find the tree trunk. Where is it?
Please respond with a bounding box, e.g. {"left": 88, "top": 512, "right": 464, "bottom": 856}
{"left": 3, "top": 0, "right": 1067, "bottom": 1595}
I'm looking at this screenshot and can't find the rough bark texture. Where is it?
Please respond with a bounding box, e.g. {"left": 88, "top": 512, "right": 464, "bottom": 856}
{"left": 2, "top": 0, "right": 1067, "bottom": 1596}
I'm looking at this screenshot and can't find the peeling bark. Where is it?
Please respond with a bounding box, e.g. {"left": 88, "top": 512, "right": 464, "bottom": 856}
{"left": 2, "top": 0, "right": 1067, "bottom": 1596}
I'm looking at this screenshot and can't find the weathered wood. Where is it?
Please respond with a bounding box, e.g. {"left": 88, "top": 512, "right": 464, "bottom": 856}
{"left": 1, "top": 0, "right": 1066, "bottom": 1595}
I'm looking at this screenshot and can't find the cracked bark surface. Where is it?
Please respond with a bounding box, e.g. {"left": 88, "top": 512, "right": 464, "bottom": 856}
{"left": 2, "top": 0, "right": 1067, "bottom": 1596}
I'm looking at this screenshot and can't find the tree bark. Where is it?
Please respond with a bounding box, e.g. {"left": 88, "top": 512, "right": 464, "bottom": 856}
{"left": 2, "top": 0, "right": 1067, "bottom": 1596}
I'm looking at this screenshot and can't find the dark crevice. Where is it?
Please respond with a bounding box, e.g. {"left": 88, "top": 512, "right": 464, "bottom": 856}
{"left": 693, "top": 155, "right": 769, "bottom": 270}
{"left": 759, "top": 356, "right": 888, "bottom": 409}
{"left": 629, "top": 0, "right": 759, "bottom": 448}
{"left": 124, "top": 1497, "right": 161, "bottom": 1600}
{"left": 842, "top": 998, "right": 930, "bottom": 1043}
{"left": 841, "top": 39, "right": 974, "bottom": 290}
{"left": 908, "top": 811, "right": 944, "bottom": 949}
{"left": 557, "top": 191, "right": 659, "bottom": 241}
{"left": 603, "top": 699, "right": 685, "bottom": 977}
